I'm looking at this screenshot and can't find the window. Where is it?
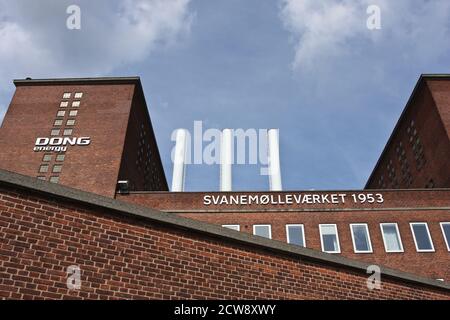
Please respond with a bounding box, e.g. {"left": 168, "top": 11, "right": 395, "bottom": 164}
{"left": 49, "top": 176, "right": 59, "bottom": 184}
{"left": 52, "top": 165, "right": 62, "bottom": 173}
{"left": 56, "top": 154, "right": 65, "bottom": 162}
{"left": 51, "top": 129, "right": 60, "bottom": 136}
{"left": 253, "top": 225, "right": 271, "bottom": 239}
{"left": 37, "top": 176, "right": 46, "bottom": 181}
{"left": 63, "top": 92, "right": 71, "bottom": 99}
{"left": 72, "top": 101, "right": 80, "bottom": 107}
{"left": 319, "top": 224, "right": 340, "bottom": 253}
{"left": 39, "top": 165, "right": 49, "bottom": 173}
{"left": 74, "top": 92, "right": 83, "bottom": 99}
{"left": 69, "top": 110, "right": 78, "bottom": 117}
{"left": 60, "top": 101, "right": 68, "bottom": 108}
{"left": 42, "top": 154, "right": 52, "bottom": 162}
{"left": 63, "top": 129, "right": 73, "bottom": 136}
{"left": 54, "top": 119, "right": 63, "bottom": 126}
{"left": 410, "top": 223, "right": 434, "bottom": 252}
{"left": 56, "top": 110, "right": 66, "bottom": 117}
{"left": 440, "top": 223, "right": 450, "bottom": 251}
{"left": 66, "top": 119, "right": 75, "bottom": 126}
{"left": 222, "top": 225, "right": 240, "bottom": 231}
{"left": 286, "top": 224, "right": 305, "bottom": 247}
{"left": 350, "top": 224, "right": 373, "bottom": 253}
{"left": 380, "top": 223, "right": 404, "bottom": 252}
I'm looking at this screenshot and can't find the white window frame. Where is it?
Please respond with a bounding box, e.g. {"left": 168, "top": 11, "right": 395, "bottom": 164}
{"left": 56, "top": 110, "right": 66, "bottom": 117}
{"left": 253, "top": 224, "right": 272, "bottom": 239}
{"left": 285, "top": 224, "right": 306, "bottom": 247}
{"left": 410, "top": 222, "right": 435, "bottom": 252}
{"left": 380, "top": 223, "right": 404, "bottom": 253}
{"left": 72, "top": 101, "right": 80, "bottom": 107}
{"left": 349, "top": 223, "right": 373, "bottom": 253}
{"left": 319, "top": 224, "right": 341, "bottom": 253}
{"left": 440, "top": 222, "right": 450, "bottom": 252}
{"left": 60, "top": 101, "right": 68, "bottom": 108}
{"left": 62, "top": 92, "right": 71, "bottom": 99}
{"left": 69, "top": 110, "right": 78, "bottom": 117}
{"left": 222, "top": 224, "right": 240, "bottom": 231}
{"left": 74, "top": 92, "right": 83, "bottom": 99}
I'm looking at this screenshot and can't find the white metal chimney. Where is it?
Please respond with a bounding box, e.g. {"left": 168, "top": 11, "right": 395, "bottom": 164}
{"left": 268, "top": 129, "right": 282, "bottom": 191}
{"left": 220, "top": 129, "right": 233, "bottom": 191}
{"left": 171, "top": 129, "right": 187, "bottom": 192}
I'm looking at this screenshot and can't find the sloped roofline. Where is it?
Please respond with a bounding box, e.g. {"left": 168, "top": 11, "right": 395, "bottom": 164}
{"left": 0, "top": 168, "right": 448, "bottom": 292}
{"left": 365, "top": 74, "right": 450, "bottom": 188}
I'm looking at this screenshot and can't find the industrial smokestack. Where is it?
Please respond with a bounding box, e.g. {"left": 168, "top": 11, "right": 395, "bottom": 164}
{"left": 171, "top": 129, "right": 187, "bottom": 192}
{"left": 268, "top": 129, "right": 282, "bottom": 191}
{"left": 220, "top": 129, "right": 233, "bottom": 191}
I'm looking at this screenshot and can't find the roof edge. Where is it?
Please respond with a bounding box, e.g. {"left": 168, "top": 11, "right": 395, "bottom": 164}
{"left": 13, "top": 76, "right": 141, "bottom": 86}
{"left": 0, "top": 168, "right": 448, "bottom": 292}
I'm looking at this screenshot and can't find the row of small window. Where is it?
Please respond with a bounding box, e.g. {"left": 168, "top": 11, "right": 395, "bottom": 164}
{"left": 54, "top": 119, "right": 76, "bottom": 127}
{"left": 222, "top": 222, "right": 450, "bottom": 254}
{"left": 57, "top": 110, "right": 78, "bottom": 117}
{"left": 63, "top": 92, "right": 83, "bottom": 99}
{"left": 39, "top": 164, "right": 62, "bottom": 174}
{"left": 42, "top": 154, "right": 65, "bottom": 162}
{"left": 37, "top": 176, "right": 59, "bottom": 183}
{"left": 51, "top": 128, "right": 74, "bottom": 136}
{"left": 60, "top": 101, "right": 80, "bottom": 108}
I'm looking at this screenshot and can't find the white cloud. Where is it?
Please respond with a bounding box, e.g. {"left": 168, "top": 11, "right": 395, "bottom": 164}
{"left": 0, "top": 0, "right": 193, "bottom": 88}
{"left": 279, "top": 0, "right": 450, "bottom": 72}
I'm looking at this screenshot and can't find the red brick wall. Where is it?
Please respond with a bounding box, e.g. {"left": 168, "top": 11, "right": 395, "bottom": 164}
{"left": 117, "top": 190, "right": 450, "bottom": 280}
{"left": 366, "top": 79, "right": 450, "bottom": 189}
{"left": 1, "top": 186, "right": 448, "bottom": 299}
{"left": 0, "top": 82, "right": 134, "bottom": 198}
{"left": 118, "top": 87, "right": 168, "bottom": 191}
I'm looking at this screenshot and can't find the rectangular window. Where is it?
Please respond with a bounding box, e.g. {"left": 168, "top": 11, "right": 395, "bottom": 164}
{"left": 42, "top": 154, "right": 52, "bottom": 162}
{"left": 286, "top": 224, "right": 305, "bottom": 247}
{"left": 60, "top": 101, "right": 68, "bottom": 108}
{"left": 63, "top": 92, "right": 71, "bottom": 99}
{"left": 350, "top": 224, "right": 373, "bottom": 253}
{"left": 380, "top": 223, "right": 404, "bottom": 253}
{"left": 37, "top": 176, "right": 46, "bottom": 181}
{"left": 63, "top": 129, "right": 73, "bottom": 136}
{"left": 74, "top": 92, "right": 83, "bottom": 99}
{"left": 54, "top": 119, "right": 63, "bottom": 126}
{"left": 440, "top": 222, "right": 450, "bottom": 251}
{"left": 72, "top": 101, "right": 80, "bottom": 107}
{"left": 49, "top": 176, "right": 59, "bottom": 184}
{"left": 253, "top": 225, "right": 272, "bottom": 239}
{"left": 222, "top": 225, "right": 240, "bottom": 231}
{"left": 56, "top": 154, "right": 65, "bottom": 162}
{"left": 69, "top": 110, "right": 78, "bottom": 117}
{"left": 51, "top": 129, "right": 60, "bottom": 136}
{"left": 319, "top": 224, "right": 340, "bottom": 253}
{"left": 410, "top": 223, "right": 434, "bottom": 252}
{"left": 66, "top": 119, "right": 75, "bottom": 126}
{"left": 39, "top": 165, "right": 49, "bottom": 173}
{"left": 52, "top": 165, "right": 62, "bottom": 173}
{"left": 57, "top": 110, "right": 66, "bottom": 117}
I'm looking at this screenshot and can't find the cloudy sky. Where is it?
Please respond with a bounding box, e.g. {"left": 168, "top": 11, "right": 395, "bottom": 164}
{"left": 0, "top": 0, "right": 449, "bottom": 191}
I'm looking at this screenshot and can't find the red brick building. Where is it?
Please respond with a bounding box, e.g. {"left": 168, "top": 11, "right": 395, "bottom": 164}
{"left": 0, "top": 76, "right": 449, "bottom": 299}
{"left": 366, "top": 74, "right": 450, "bottom": 189}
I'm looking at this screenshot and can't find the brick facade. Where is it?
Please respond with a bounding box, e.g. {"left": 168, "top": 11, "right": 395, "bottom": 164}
{"left": 117, "top": 190, "right": 450, "bottom": 281}
{"left": 0, "top": 171, "right": 449, "bottom": 299}
{"left": 366, "top": 75, "right": 450, "bottom": 189}
{"left": 0, "top": 78, "right": 168, "bottom": 198}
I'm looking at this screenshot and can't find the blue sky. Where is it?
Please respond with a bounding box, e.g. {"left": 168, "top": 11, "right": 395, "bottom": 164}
{"left": 0, "top": 0, "right": 449, "bottom": 191}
